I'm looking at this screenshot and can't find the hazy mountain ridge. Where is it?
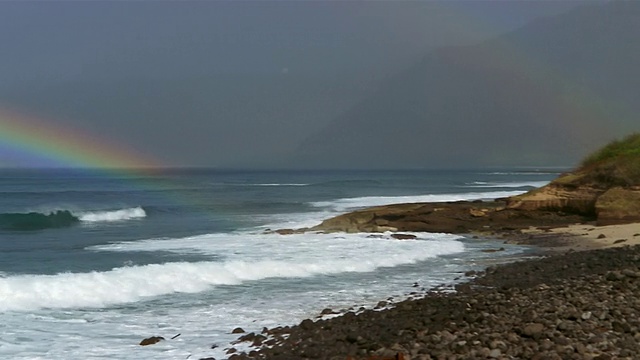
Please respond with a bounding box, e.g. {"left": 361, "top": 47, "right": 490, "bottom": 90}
{"left": 292, "top": 1, "right": 640, "bottom": 169}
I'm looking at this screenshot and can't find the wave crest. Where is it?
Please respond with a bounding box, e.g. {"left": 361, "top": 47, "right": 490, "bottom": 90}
{"left": 0, "top": 207, "right": 147, "bottom": 231}
{"left": 310, "top": 190, "right": 526, "bottom": 212}
{"left": 0, "top": 235, "right": 464, "bottom": 311}
{"left": 78, "top": 207, "right": 146, "bottom": 222}
{"left": 0, "top": 210, "right": 79, "bottom": 231}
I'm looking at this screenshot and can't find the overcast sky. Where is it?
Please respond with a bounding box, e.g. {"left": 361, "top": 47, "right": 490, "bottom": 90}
{"left": 0, "top": 1, "right": 594, "bottom": 168}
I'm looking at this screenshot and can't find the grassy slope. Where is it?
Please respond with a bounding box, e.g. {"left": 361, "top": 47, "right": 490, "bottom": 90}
{"left": 553, "top": 133, "right": 640, "bottom": 188}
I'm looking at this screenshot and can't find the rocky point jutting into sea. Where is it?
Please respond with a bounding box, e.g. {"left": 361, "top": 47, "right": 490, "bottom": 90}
{"left": 214, "top": 135, "right": 640, "bottom": 359}
{"left": 307, "top": 135, "right": 640, "bottom": 236}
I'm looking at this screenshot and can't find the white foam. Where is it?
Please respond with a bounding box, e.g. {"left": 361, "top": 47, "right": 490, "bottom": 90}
{"left": 465, "top": 181, "right": 549, "bottom": 188}
{"left": 78, "top": 207, "right": 146, "bottom": 222}
{"left": 90, "top": 231, "right": 461, "bottom": 255}
{"left": 4, "top": 232, "right": 463, "bottom": 312}
{"left": 486, "top": 171, "right": 560, "bottom": 175}
{"left": 252, "top": 210, "right": 336, "bottom": 230}
{"left": 244, "top": 183, "right": 309, "bottom": 186}
{"left": 213, "top": 183, "right": 310, "bottom": 187}
{"left": 310, "top": 190, "right": 525, "bottom": 212}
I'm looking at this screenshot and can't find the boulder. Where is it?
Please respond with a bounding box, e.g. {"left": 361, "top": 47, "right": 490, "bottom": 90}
{"left": 390, "top": 233, "right": 417, "bottom": 240}
{"left": 139, "top": 336, "right": 164, "bottom": 346}
{"left": 469, "top": 208, "right": 487, "bottom": 217}
{"left": 595, "top": 187, "right": 640, "bottom": 225}
{"left": 506, "top": 183, "right": 602, "bottom": 215}
{"left": 520, "top": 323, "right": 545, "bottom": 339}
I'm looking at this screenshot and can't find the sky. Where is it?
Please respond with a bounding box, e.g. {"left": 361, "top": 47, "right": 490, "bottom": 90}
{"left": 0, "top": 1, "right": 601, "bottom": 168}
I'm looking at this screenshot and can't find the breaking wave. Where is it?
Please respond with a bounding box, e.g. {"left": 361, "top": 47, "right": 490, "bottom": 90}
{"left": 0, "top": 207, "right": 146, "bottom": 231}
{"left": 0, "top": 234, "right": 464, "bottom": 311}
{"left": 465, "top": 181, "right": 549, "bottom": 188}
{"left": 310, "top": 190, "right": 526, "bottom": 213}
{"left": 77, "top": 207, "right": 146, "bottom": 222}
{"left": 0, "top": 211, "right": 79, "bottom": 231}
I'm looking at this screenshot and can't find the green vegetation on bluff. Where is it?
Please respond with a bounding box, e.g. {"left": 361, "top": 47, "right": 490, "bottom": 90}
{"left": 554, "top": 133, "right": 640, "bottom": 188}
{"left": 581, "top": 133, "right": 640, "bottom": 168}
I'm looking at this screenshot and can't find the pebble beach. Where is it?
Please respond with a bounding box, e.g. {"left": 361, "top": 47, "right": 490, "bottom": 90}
{"left": 227, "top": 223, "right": 640, "bottom": 360}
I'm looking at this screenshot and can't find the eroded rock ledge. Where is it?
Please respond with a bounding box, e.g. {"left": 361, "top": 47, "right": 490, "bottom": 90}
{"left": 308, "top": 143, "right": 640, "bottom": 234}
{"left": 310, "top": 199, "right": 590, "bottom": 235}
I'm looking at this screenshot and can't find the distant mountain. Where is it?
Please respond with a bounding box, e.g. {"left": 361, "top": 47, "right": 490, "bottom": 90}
{"left": 291, "top": 1, "right": 640, "bottom": 169}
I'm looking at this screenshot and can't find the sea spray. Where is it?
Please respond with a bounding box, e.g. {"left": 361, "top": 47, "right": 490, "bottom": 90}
{"left": 78, "top": 207, "right": 146, "bottom": 222}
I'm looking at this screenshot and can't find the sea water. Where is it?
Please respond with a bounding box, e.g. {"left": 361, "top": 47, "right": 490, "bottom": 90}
{"left": 0, "top": 168, "right": 557, "bottom": 359}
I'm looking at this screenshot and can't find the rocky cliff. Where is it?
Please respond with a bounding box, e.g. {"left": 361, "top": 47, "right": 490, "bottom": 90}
{"left": 507, "top": 134, "right": 640, "bottom": 225}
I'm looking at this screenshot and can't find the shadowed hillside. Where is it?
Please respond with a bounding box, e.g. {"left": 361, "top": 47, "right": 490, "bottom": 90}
{"left": 292, "top": 1, "right": 640, "bottom": 169}
{"left": 508, "top": 133, "right": 640, "bottom": 225}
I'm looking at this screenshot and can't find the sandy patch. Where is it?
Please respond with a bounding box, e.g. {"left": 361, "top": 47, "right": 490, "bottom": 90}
{"left": 524, "top": 222, "right": 640, "bottom": 250}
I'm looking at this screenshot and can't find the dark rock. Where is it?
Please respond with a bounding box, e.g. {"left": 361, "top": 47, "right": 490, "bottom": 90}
{"left": 367, "top": 234, "right": 385, "bottom": 239}
{"left": 391, "top": 233, "right": 417, "bottom": 240}
{"left": 606, "top": 271, "right": 625, "bottom": 281}
{"left": 237, "top": 332, "right": 257, "bottom": 343}
{"left": 139, "top": 336, "right": 164, "bottom": 346}
{"left": 252, "top": 334, "right": 267, "bottom": 347}
{"left": 612, "top": 321, "right": 632, "bottom": 333}
{"left": 597, "top": 234, "right": 607, "bottom": 239}
{"left": 375, "top": 300, "right": 388, "bottom": 309}
{"left": 481, "top": 247, "right": 505, "bottom": 253}
{"left": 275, "top": 228, "right": 295, "bottom": 235}
{"left": 596, "top": 187, "right": 640, "bottom": 225}
{"left": 231, "top": 327, "right": 245, "bottom": 334}
{"left": 300, "top": 319, "right": 315, "bottom": 330}
{"left": 521, "top": 323, "right": 545, "bottom": 339}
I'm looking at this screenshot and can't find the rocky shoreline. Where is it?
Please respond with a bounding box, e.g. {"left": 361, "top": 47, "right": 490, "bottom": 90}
{"left": 226, "top": 242, "right": 640, "bottom": 360}
{"left": 221, "top": 137, "right": 640, "bottom": 359}
{"left": 304, "top": 199, "right": 592, "bottom": 236}
{"left": 211, "top": 196, "right": 640, "bottom": 360}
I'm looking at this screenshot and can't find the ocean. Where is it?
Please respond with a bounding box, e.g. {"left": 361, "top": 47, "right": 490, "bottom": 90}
{"left": 0, "top": 168, "right": 557, "bottom": 359}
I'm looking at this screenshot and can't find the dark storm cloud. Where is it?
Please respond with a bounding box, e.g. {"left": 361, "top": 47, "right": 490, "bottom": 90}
{"left": 0, "top": 1, "right": 594, "bottom": 168}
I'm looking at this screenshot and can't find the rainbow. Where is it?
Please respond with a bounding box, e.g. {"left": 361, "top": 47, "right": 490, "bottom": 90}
{"left": 0, "top": 108, "right": 160, "bottom": 169}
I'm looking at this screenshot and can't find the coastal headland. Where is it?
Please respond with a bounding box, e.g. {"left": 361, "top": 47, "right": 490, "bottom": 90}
{"left": 225, "top": 136, "right": 640, "bottom": 359}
